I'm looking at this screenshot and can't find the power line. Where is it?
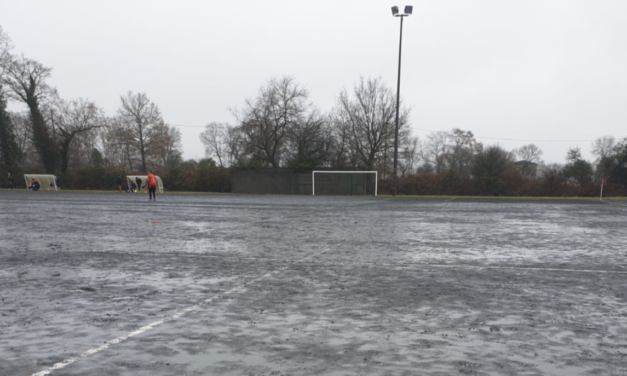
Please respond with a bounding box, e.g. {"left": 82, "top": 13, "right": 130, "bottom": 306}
{"left": 169, "top": 123, "right": 206, "bottom": 128}
{"left": 413, "top": 127, "right": 594, "bottom": 143}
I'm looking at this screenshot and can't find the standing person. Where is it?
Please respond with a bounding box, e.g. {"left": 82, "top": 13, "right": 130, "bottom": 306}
{"left": 55, "top": 175, "right": 61, "bottom": 191}
{"left": 146, "top": 171, "right": 157, "bottom": 201}
{"left": 135, "top": 177, "right": 142, "bottom": 194}
{"left": 7, "top": 173, "right": 13, "bottom": 190}
{"left": 116, "top": 175, "right": 122, "bottom": 192}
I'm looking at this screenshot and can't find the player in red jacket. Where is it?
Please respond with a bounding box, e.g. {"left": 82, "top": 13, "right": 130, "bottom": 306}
{"left": 147, "top": 171, "right": 157, "bottom": 201}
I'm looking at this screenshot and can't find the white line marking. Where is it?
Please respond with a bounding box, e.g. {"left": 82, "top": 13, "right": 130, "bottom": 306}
{"left": 30, "top": 248, "right": 329, "bottom": 376}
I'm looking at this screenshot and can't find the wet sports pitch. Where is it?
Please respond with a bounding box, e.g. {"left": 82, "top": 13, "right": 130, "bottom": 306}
{"left": 1, "top": 191, "right": 627, "bottom": 375}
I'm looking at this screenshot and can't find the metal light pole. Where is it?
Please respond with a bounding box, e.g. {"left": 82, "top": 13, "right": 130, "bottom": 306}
{"left": 391, "top": 5, "right": 412, "bottom": 196}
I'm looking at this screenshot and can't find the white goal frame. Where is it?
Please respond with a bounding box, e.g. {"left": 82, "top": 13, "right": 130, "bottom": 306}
{"left": 312, "top": 171, "right": 378, "bottom": 196}
{"left": 24, "top": 174, "right": 59, "bottom": 191}
{"left": 126, "top": 175, "right": 164, "bottom": 193}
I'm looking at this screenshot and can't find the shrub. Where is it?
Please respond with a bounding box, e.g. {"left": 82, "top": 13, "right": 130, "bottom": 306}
{"left": 75, "top": 166, "right": 124, "bottom": 190}
{"left": 162, "top": 168, "right": 187, "bottom": 191}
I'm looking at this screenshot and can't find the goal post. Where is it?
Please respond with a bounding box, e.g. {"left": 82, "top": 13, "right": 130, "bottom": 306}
{"left": 312, "top": 171, "right": 378, "bottom": 196}
{"left": 126, "top": 175, "right": 164, "bottom": 193}
{"left": 23, "top": 174, "right": 59, "bottom": 191}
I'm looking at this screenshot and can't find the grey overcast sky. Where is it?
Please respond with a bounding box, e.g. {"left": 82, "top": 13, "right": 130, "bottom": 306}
{"left": 1, "top": 0, "right": 626, "bottom": 164}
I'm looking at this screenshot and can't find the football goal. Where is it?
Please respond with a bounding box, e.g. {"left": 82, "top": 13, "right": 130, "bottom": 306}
{"left": 126, "top": 175, "right": 164, "bottom": 193}
{"left": 312, "top": 171, "right": 378, "bottom": 196}
{"left": 24, "top": 174, "right": 59, "bottom": 191}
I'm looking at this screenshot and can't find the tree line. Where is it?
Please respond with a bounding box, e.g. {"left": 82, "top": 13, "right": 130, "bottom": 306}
{"left": 198, "top": 75, "right": 627, "bottom": 196}
{"left": 0, "top": 27, "right": 183, "bottom": 184}
{"left": 1, "top": 25, "right": 626, "bottom": 196}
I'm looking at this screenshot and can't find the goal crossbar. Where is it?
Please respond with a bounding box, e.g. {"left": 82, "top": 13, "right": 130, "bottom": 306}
{"left": 23, "top": 174, "right": 59, "bottom": 191}
{"left": 312, "top": 171, "right": 377, "bottom": 196}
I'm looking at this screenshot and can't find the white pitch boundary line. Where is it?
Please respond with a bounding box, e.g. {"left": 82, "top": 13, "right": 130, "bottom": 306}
{"left": 30, "top": 248, "right": 330, "bottom": 376}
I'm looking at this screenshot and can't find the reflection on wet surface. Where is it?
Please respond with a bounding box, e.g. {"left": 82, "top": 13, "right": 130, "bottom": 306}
{"left": 1, "top": 192, "right": 627, "bottom": 375}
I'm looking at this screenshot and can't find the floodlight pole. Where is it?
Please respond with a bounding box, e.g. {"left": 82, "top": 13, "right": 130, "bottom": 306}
{"left": 391, "top": 6, "right": 411, "bottom": 196}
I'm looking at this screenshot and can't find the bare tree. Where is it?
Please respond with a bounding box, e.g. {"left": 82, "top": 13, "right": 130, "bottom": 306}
{"left": 328, "top": 112, "right": 355, "bottom": 169}
{"left": 514, "top": 143, "right": 543, "bottom": 163}
{"left": 73, "top": 123, "right": 102, "bottom": 168}
{"left": 2, "top": 55, "right": 57, "bottom": 173}
{"left": 422, "top": 131, "right": 450, "bottom": 173}
{"left": 233, "top": 76, "right": 311, "bottom": 167}
{"left": 285, "top": 109, "right": 333, "bottom": 168}
{"left": 0, "top": 89, "right": 21, "bottom": 171}
{"left": 420, "top": 128, "right": 482, "bottom": 175}
{"left": 117, "top": 92, "right": 164, "bottom": 173}
{"left": 333, "top": 76, "right": 409, "bottom": 170}
{"left": 100, "top": 116, "right": 137, "bottom": 171}
{"left": 9, "top": 112, "right": 32, "bottom": 160}
{"left": 200, "top": 122, "right": 230, "bottom": 167}
{"left": 50, "top": 97, "right": 104, "bottom": 173}
{"left": 591, "top": 135, "right": 615, "bottom": 162}
{"left": 0, "top": 26, "right": 13, "bottom": 79}
{"left": 399, "top": 136, "right": 420, "bottom": 177}
{"left": 225, "top": 126, "right": 245, "bottom": 166}
{"left": 149, "top": 122, "right": 182, "bottom": 168}
{"left": 0, "top": 28, "right": 16, "bottom": 172}
{"left": 0, "top": 29, "right": 19, "bottom": 171}
{"left": 200, "top": 122, "right": 248, "bottom": 168}
{"left": 445, "top": 128, "right": 482, "bottom": 175}
{"left": 566, "top": 146, "right": 582, "bottom": 162}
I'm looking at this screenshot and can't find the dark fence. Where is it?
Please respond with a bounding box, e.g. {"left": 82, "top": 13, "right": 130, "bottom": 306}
{"left": 232, "top": 168, "right": 376, "bottom": 195}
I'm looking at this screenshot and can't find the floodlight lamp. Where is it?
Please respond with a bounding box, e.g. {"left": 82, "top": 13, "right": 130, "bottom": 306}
{"left": 404, "top": 5, "right": 413, "bottom": 15}
{"left": 391, "top": 6, "right": 399, "bottom": 16}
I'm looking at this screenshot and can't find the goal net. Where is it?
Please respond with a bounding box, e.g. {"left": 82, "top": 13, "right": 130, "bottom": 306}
{"left": 312, "top": 171, "right": 378, "bottom": 196}
{"left": 24, "top": 174, "right": 59, "bottom": 191}
{"left": 126, "top": 175, "right": 164, "bottom": 193}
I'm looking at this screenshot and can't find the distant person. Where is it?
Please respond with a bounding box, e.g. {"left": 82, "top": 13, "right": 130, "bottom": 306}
{"left": 55, "top": 176, "right": 61, "bottom": 191}
{"left": 129, "top": 180, "right": 137, "bottom": 193}
{"left": 116, "top": 175, "right": 122, "bottom": 192}
{"left": 7, "top": 173, "right": 13, "bottom": 190}
{"left": 147, "top": 170, "right": 157, "bottom": 201}
{"left": 135, "top": 177, "right": 142, "bottom": 193}
{"left": 31, "top": 179, "right": 40, "bottom": 191}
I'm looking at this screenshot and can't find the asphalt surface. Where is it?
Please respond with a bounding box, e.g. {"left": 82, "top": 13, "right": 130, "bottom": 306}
{"left": 1, "top": 191, "right": 627, "bottom": 375}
